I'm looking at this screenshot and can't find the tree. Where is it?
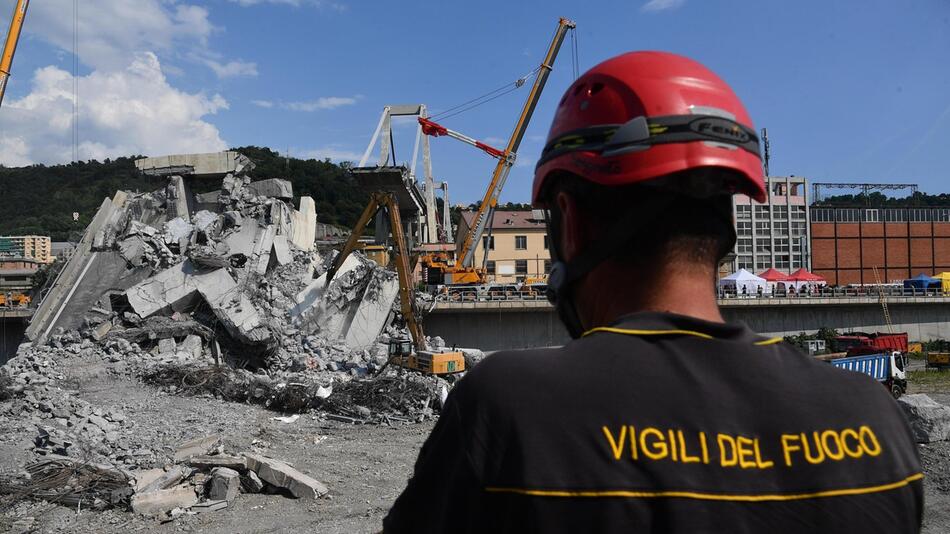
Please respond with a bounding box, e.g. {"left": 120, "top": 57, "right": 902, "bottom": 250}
{"left": 0, "top": 147, "right": 369, "bottom": 240}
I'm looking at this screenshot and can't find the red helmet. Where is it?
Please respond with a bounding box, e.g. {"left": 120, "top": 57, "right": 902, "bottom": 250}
{"left": 532, "top": 51, "right": 766, "bottom": 206}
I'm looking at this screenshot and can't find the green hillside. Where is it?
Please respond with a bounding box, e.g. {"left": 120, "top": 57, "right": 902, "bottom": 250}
{"left": 0, "top": 146, "right": 367, "bottom": 241}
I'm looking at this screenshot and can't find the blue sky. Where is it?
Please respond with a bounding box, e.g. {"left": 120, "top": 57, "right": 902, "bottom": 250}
{"left": 0, "top": 0, "right": 948, "bottom": 204}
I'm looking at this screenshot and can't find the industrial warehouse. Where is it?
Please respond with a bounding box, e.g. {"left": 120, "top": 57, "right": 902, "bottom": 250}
{"left": 1, "top": 2, "right": 949, "bottom": 533}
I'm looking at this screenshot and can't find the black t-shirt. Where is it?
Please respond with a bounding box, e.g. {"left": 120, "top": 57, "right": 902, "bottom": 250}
{"left": 384, "top": 312, "right": 922, "bottom": 533}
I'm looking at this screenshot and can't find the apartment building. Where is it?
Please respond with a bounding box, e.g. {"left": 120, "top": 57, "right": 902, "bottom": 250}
{"left": 0, "top": 235, "right": 54, "bottom": 264}
{"left": 456, "top": 210, "right": 550, "bottom": 284}
{"left": 731, "top": 176, "right": 811, "bottom": 273}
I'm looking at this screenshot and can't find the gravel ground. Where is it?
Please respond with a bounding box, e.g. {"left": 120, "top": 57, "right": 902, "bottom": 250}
{"left": 0, "top": 352, "right": 430, "bottom": 534}
{"left": 2, "top": 355, "right": 949, "bottom": 532}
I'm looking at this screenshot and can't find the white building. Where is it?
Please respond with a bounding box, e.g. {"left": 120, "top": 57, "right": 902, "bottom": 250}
{"left": 731, "top": 176, "right": 811, "bottom": 273}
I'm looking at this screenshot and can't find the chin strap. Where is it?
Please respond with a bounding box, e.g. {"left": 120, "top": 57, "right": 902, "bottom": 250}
{"left": 546, "top": 201, "right": 672, "bottom": 339}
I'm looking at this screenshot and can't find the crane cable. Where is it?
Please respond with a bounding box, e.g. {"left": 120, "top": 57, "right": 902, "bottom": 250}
{"left": 72, "top": 0, "right": 79, "bottom": 162}
{"left": 430, "top": 25, "right": 580, "bottom": 123}
{"left": 429, "top": 65, "right": 542, "bottom": 122}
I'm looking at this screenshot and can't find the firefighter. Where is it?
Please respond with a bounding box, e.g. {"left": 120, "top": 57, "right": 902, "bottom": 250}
{"left": 384, "top": 51, "right": 921, "bottom": 533}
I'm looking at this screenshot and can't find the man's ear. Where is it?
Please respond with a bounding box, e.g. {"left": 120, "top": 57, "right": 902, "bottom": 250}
{"left": 556, "top": 191, "right": 584, "bottom": 262}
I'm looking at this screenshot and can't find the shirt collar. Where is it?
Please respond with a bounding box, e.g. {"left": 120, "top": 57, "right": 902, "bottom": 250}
{"left": 585, "top": 311, "right": 772, "bottom": 345}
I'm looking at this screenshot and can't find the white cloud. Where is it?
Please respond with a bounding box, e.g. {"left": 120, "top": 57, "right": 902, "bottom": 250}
{"left": 0, "top": 53, "right": 228, "bottom": 166}
{"left": 230, "top": 0, "right": 302, "bottom": 5}
{"left": 26, "top": 1, "right": 216, "bottom": 71}
{"left": 281, "top": 97, "right": 358, "bottom": 112}
{"left": 202, "top": 58, "right": 259, "bottom": 78}
{"left": 483, "top": 136, "right": 507, "bottom": 145}
{"left": 300, "top": 145, "right": 363, "bottom": 162}
{"left": 251, "top": 99, "right": 275, "bottom": 108}
{"left": 25, "top": 1, "right": 259, "bottom": 79}
{"left": 228, "top": 0, "right": 346, "bottom": 10}
{"left": 641, "top": 0, "right": 686, "bottom": 12}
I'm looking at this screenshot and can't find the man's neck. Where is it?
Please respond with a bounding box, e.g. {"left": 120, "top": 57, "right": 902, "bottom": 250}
{"left": 574, "top": 261, "right": 724, "bottom": 330}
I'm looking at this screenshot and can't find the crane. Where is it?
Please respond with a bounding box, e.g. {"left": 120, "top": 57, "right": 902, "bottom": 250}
{"left": 0, "top": 0, "right": 29, "bottom": 108}
{"left": 418, "top": 17, "right": 576, "bottom": 288}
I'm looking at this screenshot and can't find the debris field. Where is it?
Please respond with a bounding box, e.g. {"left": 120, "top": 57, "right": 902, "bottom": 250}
{"left": 0, "top": 152, "right": 484, "bottom": 530}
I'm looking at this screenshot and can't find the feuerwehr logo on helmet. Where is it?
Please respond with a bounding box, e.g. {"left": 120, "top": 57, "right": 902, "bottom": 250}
{"left": 688, "top": 117, "right": 749, "bottom": 144}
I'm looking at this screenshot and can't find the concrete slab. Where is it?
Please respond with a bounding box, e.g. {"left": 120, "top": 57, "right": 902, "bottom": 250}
{"left": 345, "top": 269, "right": 399, "bottom": 350}
{"left": 289, "top": 197, "right": 317, "bottom": 252}
{"left": 123, "top": 261, "right": 235, "bottom": 318}
{"left": 208, "top": 467, "right": 241, "bottom": 502}
{"left": 290, "top": 254, "right": 363, "bottom": 340}
{"left": 271, "top": 235, "right": 292, "bottom": 267}
{"left": 246, "top": 179, "right": 293, "bottom": 200}
{"left": 186, "top": 455, "right": 246, "bottom": 471}
{"left": 135, "top": 151, "right": 254, "bottom": 177}
{"left": 223, "top": 222, "right": 260, "bottom": 257}
{"left": 251, "top": 225, "right": 276, "bottom": 275}
{"left": 131, "top": 485, "right": 198, "bottom": 515}
{"left": 117, "top": 236, "right": 148, "bottom": 267}
{"left": 138, "top": 465, "right": 191, "bottom": 494}
{"left": 242, "top": 453, "right": 328, "bottom": 499}
{"left": 166, "top": 176, "right": 191, "bottom": 222}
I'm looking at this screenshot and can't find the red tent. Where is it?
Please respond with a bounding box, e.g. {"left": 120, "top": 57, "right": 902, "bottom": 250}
{"left": 757, "top": 268, "right": 789, "bottom": 282}
{"left": 788, "top": 268, "right": 825, "bottom": 282}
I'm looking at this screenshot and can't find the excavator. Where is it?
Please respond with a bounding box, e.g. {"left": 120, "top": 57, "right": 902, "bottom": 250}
{"left": 417, "top": 17, "right": 576, "bottom": 291}
{"left": 323, "top": 192, "right": 465, "bottom": 376}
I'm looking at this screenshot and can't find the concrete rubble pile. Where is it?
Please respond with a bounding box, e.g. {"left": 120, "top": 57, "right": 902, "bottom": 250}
{"left": 82, "top": 159, "right": 408, "bottom": 368}
{"left": 54, "top": 152, "right": 414, "bottom": 369}
{"left": 0, "top": 433, "right": 328, "bottom": 518}
{"left": 8, "top": 151, "right": 462, "bottom": 425}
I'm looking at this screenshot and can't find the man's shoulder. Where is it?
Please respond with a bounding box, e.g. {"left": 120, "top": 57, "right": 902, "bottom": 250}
{"left": 462, "top": 346, "right": 566, "bottom": 385}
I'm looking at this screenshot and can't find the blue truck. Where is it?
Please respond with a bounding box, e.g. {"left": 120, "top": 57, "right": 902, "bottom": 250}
{"left": 830, "top": 351, "right": 907, "bottom": 398}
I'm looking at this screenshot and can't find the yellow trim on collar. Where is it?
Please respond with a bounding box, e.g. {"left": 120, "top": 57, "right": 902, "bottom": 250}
{"left": 485, "top": 473, "right": 923, "bottom": 502}
{"left": 582, "top": 326, "right": 783, "bottom": 347}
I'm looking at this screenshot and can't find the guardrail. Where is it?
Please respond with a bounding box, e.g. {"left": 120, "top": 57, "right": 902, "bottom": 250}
{"left": 425, "top": 286, "right": 950, "bottom": 304}
{"left": 717, "top": 287, "right": 948, "bottom": 299}
{"left": 432, "top": 289, "right": 549, "bottom": 303}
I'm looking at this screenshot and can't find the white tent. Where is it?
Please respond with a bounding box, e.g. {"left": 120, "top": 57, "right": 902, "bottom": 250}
{"left": 719, "top": 269, "right": 768, "bottom": 295}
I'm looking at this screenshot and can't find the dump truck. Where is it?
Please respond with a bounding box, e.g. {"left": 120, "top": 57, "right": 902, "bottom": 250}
{"left": 829, "top": 351, "right": 907, "bottom": 398}
{"left": 834, "top": 332, "right": 908, "bottom": 355}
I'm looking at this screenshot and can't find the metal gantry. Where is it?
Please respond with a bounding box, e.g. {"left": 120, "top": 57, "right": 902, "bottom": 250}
{"left": 812, "top": 183, "right": 919, "bottom": 205}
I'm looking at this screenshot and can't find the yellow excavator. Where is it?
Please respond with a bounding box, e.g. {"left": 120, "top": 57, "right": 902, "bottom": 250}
{"left": 417, "top": 17, "right": 575, "bottom": 288}
{"left": 324, "top": 192, "right": 465, "bottom": 375}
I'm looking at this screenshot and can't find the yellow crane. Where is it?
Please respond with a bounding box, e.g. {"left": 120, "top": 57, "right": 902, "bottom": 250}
{"left": 417, "top": 17, "right": 576, "bottom": 288}
{"left": 0, "top": 0, "right": 29, "bottom": 108}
